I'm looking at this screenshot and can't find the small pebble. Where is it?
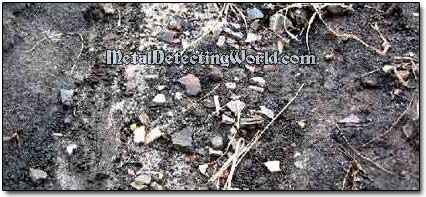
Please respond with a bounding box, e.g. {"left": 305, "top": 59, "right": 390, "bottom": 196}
{"left": 264, "top": 161, "right": 281, "bottom": 172}
{"left": 152, "top": 94, "right": 166, "bottom": 104}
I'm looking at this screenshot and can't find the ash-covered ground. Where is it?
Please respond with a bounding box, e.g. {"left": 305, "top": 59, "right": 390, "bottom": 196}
{"left": 2, "top": 3, "right": 419, "bottom": 190}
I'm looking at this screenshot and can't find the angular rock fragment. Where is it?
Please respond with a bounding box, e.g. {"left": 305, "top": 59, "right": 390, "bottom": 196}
{"left": 29, "top": 168, "right": 48, "bottom": 182}
{"left": 171, "top": 127, "right": 193, "bottom": 148}
{"left": 264, "top": 161, "right": 281, "bottom": 172}
{"left": 60, "top": 89, "right": 74, "bottom": 106}
{"left": 247, "top": 8, "right": 264, "bottom": 20}
{"left": 133, "top": 126, "right": 146, "bottom": 144}
{"left": 145, "top": 127, "right": 163, "bottom": 145}
{"left": 210, "top": 135, "right": 223, "bottom": 149}
{"left": 179, "top": 74, "right": 201, "bottom": 96}
{"left": 206, "top": 66, "right": 223, "bottom": 82}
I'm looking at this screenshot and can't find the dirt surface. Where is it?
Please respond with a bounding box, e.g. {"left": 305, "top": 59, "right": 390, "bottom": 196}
{"left": 2, "top": 3, "right": 420, "bottom": 190}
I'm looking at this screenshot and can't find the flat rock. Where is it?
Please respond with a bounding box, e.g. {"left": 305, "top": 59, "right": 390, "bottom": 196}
{"left": 29, "top": 168, "right": 48, "bottom": 182}
{"left": 179, "top": 74, "right": 201, "bottom": 96}
{"left": 250, "top": 77, "right": 266, "bottom": 87}
{"left": 206, "top": 66, "right": 223, "bottom": 82}
{"left": 152, "top": 94, "right": 166, "bottom": 104}
{"left": 210, "top": 135, "right": 223, "bottom": 149}
{"left": 339, "top": 114, "right": 361, "bottom": 124}
{"left": 145, "top": 127, "right": 163, "bottom": 145}
{"left": 225, "top": 82, "right": 237, "bottom": 90}
{"left": 60, "top": 89, "right": 74, "bottom": 106}
{"left": 264, "top": 161, "right": 281, "bottom": 172}
{"left": 247, "top": 8, "right": 264, "bottom": 20}
{"left": 133, "top": 126, "right": 146, "bottom": 144}
{"left": 171, "top": 127, "right": 193, "bottom": 148}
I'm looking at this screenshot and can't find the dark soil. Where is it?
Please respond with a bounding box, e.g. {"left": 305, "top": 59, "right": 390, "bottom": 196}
{"left": 2, "top": 3, "right": 420, "bottom": 190}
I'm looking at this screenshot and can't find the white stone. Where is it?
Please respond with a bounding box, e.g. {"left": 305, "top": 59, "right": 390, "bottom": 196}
{"left": 264, "top": 161, "right": 281, "bottom": 172}
{"left": 225, "top": 82, "right": 237, "bottom": 90}
{"left": 145, "top": 127, "right": 163, "bottom": 145}
{"left": 339, "top": 114, "right": 360, "bottom": 124}
{"left": 29, "top": 168, "right": 48, "bottom": 181}
{"left": 157, "top": 85, "right": 166, "bottom": 91}
{"left": 66, "top": 144, "right": 77, "bottom": 155}
{"left": 152, "top": 94, "right": 166, "bottom": 104}
{"left": 133, "top": 126, "right": 146, "bottom": 144}
{"left": 174, "top": 92, "right": 183, "bottom": 100}
{"left": 249, "top": 85, "right": 264, "bottom": 92}
{"left": 250, "top": 77, "right": 266, "bottom": 87}
{"left": 198, "top": 164, "right": 209, "bottom": 176}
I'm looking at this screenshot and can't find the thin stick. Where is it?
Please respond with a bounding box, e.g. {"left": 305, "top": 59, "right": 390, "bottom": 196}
{"left": 362, "top": 96, "right": 414, "bottom": 146}
{"left": 335, "top": 123, "right": 396, "bottom": 175}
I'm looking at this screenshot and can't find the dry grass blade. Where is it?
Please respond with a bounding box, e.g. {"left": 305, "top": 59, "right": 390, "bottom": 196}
{"left": 362, "top": 96, "right": 415, "bottom": 147}
{"left": 209, "top": 84, "right": 305, "bottom": 187}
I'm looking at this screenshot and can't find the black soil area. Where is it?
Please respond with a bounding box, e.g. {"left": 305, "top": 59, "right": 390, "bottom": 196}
{"left": 2, "top": 3, "right": 420, "bottom": 190}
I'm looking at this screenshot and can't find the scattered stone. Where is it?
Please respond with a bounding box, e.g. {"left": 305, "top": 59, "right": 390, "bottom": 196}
{"left": 198, "top": 164, "right": 209, "bottom": 176}
{"left": 174, "top": 92, "right": 183, "bottom": 100}
{"left": 145, "top": 127, "right": 163, "bottom": 145}
{"left": 226, "top": 100, "right": 246, "bottom": 115}
{"left": 158, "top": 31, "right": 180, "bottom": 44}
{"left": 247, "top": 8, "right": 264, "bottom": 20}
{"left": 263, "top": 65, "right": 278, "bottom": 73}
{"left": 139, "top": 112, "right": 150, "bottom": 125}
{"left": 339, "top": 114, "right": 361, "bottom": 124}
{"left": 133, "top": 126, "right": 146, "bottom": 144}
{"left": 382, "top": 65, "right": 394, "bottom": 74}
{"left": 297, "top": 120, "right": 306, "bottom": 129}
{"left": 294, "top": 160, "right": 305, "bottom": 169}
{"left": 60, "top": 89, "right": 74, "bottom": 106}
{"left": 214, "top": 95, "right": 220, "bottom": 114}
{"left": 131, "top": 174, "right": 151, "bottom": 190}
{"left": 222, "top": 114, "right": 235, "bottom": 125}
{"left": 258, "top": 106, "right": 274, "bottom": 119}
{"left": 250, "top": 77, "right": 266, "bottom": 87}
{"left": 179, "top": 74, "right": 201, "bottom": 96}
{"left": 29, "top": 168, "right": 48, "bottom": 182}
{"left": 52, "top": 133, "right": 63, "bottom": 137}
{"left": 66, "top": 144, "right": 77, "bottom": 155}
{"left": 150, "top": 181, "right": 164, "bottom": 190}
{"left": 396, "top": 69, "right": 410, "bottom": 81}
{"left": 134, "top": 173, "right": 151, "bottom": 185}
{"left": 157, "top": 85, "right": 167, "bottom": 91}
{"left": 206, "top": 66, "right": 223, "bottom": 82}
{"left": 210, "top": 135, "right": 223, "bottom": 149}
{"left": 171, "top": 127, "right": 193, "bottom": 148}
{"left": 245, "top": 33, "right": 260, "bottom": 43}
{"left": 249, "top": 85, "right": 264, "bottom": 92}
{"left": 103, "top": 3, "right": 115, "bottom": 14}
{"left": 167, "top": 16, "right": 183, "bottom": 31}
{"left": 225, "top": 82, "right": 237, "bottom": 90}
{"left": 216, "top": 35, "right": 226, "bottom": 47}
{"left": 324, "top": 53, "right": 335, "bottom": 61}
{"left": 264, "top": 161, "right": 281, "bottom": 172}
{"left": 208, "top": 147, "right": 224, "bottom": 156}
{"left": 152, "top": 94, "right": 166, "bottom": 104}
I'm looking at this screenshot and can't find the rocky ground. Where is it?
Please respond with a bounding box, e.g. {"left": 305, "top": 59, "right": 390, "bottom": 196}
{"left": 2, "top": 3, "right": 420, "bottom": 190}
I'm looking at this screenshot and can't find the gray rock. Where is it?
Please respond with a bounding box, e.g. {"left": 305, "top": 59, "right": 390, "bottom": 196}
{"left": 171, "top": 127, "right": 193, "bottom": 148}
{"left": 167, "top": 17, "right": 183, "bottom": 31}
{"left": 29, "top": 168, "right": 48, "bottom": 182}
{"left": 206, "top": 66, "right": 223, "bottom": 82}
{"left": 60, "top": 89, "right": 74, "bottom": 106}
{"left": 247, "top": 8, "right": 264, "bottom": 20}
{"left": 210, "top": 135, "right": 223, "bottom": 149}
{"left": 134, "top": 173, "right": 152, "bottom": 185}
{"left": 179, "top": 74, "right": 201, "bottom": 96}
{"left": 158, "top": 31, "right": 180, "bottom": 44}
